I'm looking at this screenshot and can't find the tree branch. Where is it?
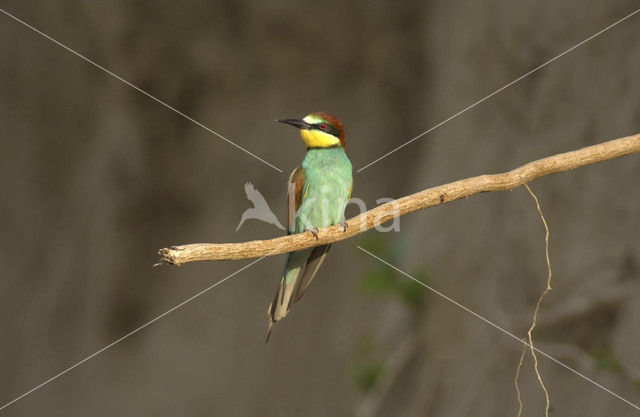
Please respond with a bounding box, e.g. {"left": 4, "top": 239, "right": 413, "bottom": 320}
{"left": 157, "top": 133, "right": 640, "bottom": 265}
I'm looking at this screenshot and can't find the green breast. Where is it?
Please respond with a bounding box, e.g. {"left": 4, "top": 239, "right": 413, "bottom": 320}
{"left": 294, "top": 147, "right": 353, "bottom": 232}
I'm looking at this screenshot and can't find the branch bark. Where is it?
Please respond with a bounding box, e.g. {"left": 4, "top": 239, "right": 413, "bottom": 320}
{"left": 158, "top": 133, "right": 640, "bottom": 265}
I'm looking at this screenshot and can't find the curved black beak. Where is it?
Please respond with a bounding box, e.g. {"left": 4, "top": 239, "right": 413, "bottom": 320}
{"left": 277, "top": 118, "right": 312, "bottom": 130}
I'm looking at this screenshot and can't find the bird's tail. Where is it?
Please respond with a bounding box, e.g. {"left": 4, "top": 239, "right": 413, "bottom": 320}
{"left": 265, "top": 318, "right": 275, "bottom": 343}
{"left": 265, "top": 245, "right": 331, "bottom": 343}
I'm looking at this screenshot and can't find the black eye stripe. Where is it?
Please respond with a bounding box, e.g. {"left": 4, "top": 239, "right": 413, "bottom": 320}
{"left": 314, "top": 123, "right": 340, "bottom": 138}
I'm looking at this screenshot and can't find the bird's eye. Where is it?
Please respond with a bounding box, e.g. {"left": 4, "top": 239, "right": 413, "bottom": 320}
{"left": 319, "top": 123, "right": 327, "bottom": 130}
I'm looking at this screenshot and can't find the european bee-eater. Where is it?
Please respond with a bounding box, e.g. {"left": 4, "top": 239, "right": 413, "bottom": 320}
{"left": 266, "top": 112, "right": 353, "bottom": 342}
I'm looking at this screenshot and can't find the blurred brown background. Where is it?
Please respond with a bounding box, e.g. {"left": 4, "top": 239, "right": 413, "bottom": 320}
{"left": 1, "top": 1, "right": 640, "bottom": 416}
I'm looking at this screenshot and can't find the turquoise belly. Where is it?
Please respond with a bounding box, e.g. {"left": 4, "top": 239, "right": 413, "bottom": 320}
{"left": 293, "top": 147, "right": 352, "bottom": 233}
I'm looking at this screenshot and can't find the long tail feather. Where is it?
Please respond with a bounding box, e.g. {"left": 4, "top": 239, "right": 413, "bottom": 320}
{"left": 265, "top": 245, "right": 330, "bottom": 342}
{"left": 294, "top": 244, "right": 331, "bottom": 302}
{"left": 265, "top": 312, "right": 275, "bottom": 343}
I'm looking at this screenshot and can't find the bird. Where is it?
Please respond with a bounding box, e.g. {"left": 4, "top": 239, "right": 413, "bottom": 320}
{"left": 266, "top": 112, "right": 353, "bottom": 343}
{"left": 236, "top": 182, "right": 285, "bottom": 231}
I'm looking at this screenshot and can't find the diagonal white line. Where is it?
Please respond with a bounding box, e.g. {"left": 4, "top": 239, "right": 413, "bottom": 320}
{"left": 0, "top": 7, "right": 283, "bottom": 173}
{"left": 357, "top": 8, "right": 640, "bottom": 173}
{"left": 0, "top": 255, "right": 268, "bottom": 412}
{"left": 356, "top": 245, "right": 640, "bottom": 412}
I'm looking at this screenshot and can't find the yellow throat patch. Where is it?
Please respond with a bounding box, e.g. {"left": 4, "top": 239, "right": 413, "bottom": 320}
{"left": 299, "top": 129, "right": 341, "bottom": 148}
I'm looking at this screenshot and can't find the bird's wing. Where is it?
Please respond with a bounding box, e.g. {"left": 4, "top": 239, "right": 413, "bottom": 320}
{"left": 291, "top": 170, "right": 343, "bottom": 301}
{"left": 265, "top": 166, "right": 316, "bottom": 343}
{"left": 286, "top": 165, "right": 306, "bottom": 232}
{"left": 292, "top": 174, "right": 351, "bottom": 303}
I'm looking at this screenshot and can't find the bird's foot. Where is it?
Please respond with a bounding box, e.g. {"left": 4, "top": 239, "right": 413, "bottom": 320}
{"left": 339, "top": 221, "right": 348, "bottom": 232}
{"left": 306, "top": 227, "right": 320, "bottom": 240}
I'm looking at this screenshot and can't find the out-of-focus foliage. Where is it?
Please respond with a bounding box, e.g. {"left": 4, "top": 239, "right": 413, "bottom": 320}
{"left": 357, "top": 232, "right": 429, "bottom": 313}
{"left": 352, "top": 335, "right": 385, "bottom": 393}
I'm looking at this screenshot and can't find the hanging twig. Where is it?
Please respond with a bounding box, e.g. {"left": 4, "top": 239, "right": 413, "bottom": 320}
{"left": 157, "top": 133, "right": 640, "bottom": 265}
{"left": 514, "top": 184, "right": 553, "bottom": 417}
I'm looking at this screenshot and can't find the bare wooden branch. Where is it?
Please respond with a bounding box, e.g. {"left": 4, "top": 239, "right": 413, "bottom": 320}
{"left": 158, "top": 133, "right": 640, "bottom": 265}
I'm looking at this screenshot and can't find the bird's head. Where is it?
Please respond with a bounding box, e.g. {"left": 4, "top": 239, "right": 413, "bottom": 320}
{"left": 277, "top": 112, "right": 346, "bottom": 150}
